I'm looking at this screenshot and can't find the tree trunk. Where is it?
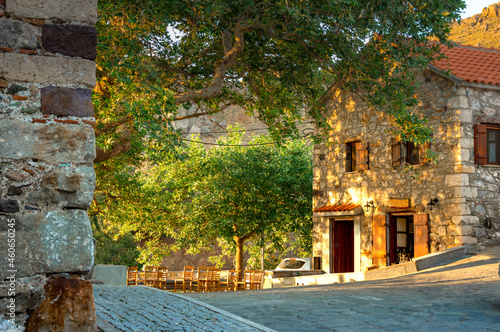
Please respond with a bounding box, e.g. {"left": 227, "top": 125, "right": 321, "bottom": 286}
{"left": 234, "top": 236, "right": 244, "bottom": 281}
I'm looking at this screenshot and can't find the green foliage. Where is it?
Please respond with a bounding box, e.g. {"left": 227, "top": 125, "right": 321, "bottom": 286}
{"left": 95, "top": 0, "right": 466, "bottom": 162}
{"left": 91, "top": 129, "right": 313, "bottom": 268}
{"left": 91, "top": 216, "right": 141, "bottom": 267}
{"left": 144, "top": 131, "right": 313, "bottom": 268}
{"left": 91, "top": 0, "right": 465, "bottom": 268}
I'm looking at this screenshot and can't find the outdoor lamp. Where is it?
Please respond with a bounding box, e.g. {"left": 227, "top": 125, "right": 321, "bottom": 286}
{"left": 427, "top": 198, "right": 439, "bottom": 211}
{"left": 363, "top": 200, "right": 375, "bottom": 213}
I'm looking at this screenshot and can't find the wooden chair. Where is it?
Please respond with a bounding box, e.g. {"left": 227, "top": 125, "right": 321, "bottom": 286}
{"left": 126, "top": 267, "right": 138, "bottom": 286}
{"left": 244, "top": 270, "right": 253, "bottom": 290}
{"left": 174, "top": 266, "right": 194, "bottom": 293}
{"left": 195, "top": 267, "right": 210, "bottom": 292}
{"left": 144, "top": 266, "right": 158, "bottom": 287}
{"left": 156, "top": 266, "right": 169, "bottom": 290}
{"left": 209, "top": 267, "right": 221, "bottom": 292}
{"left": 220, "top": 270, "right": 238, "bottom": 291}
{"left": 252, "top": 270, "right": 263, "bottom": 290}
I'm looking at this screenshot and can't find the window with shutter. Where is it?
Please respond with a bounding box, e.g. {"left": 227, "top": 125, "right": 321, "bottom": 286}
{"left": 345, "top": 142, "right": 355, "bottom": 172}
{"left": 391, "top": 138, "right": 429, "bottom": 166}
{"left": 346, "top": 141, "right": 369, "bottom": 172}
{"left": 475, "top": 124, "right": 500, "bottom": 165}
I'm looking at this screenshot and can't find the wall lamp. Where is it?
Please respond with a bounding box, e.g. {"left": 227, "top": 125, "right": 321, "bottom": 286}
{"left": 363, "top": 200, "right": 376, "bottom": 213}
{"left": 427, "top": 198, "right": 439, "bottom": 211}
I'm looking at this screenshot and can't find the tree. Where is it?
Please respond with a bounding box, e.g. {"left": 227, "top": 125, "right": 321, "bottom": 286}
{"left": 90, "top": 0, "right": 465, "bottom": 271}
{"left": 94, "top": 0, "right": 466, "bottom": 164}
{"left": 98, "top": 132, "right": 313, "bottom": 278}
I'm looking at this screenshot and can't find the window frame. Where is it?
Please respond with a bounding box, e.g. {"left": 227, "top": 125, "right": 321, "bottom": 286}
{"left": 391, "top": 138, "right": 429, "bottom": 167}
{"left": 345, "top": 142, "right": 358, "bottom": 172}
{"left": 475, "top": 123, "right": 500, "bottom": 166}
{"left": 345, "top": 141, "right": 369, "bottom": 172}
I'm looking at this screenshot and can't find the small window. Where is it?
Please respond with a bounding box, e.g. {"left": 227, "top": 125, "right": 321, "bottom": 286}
{"left": 391, "top": 138, "right": 428, "bottom": 166}
{"left": 346, "top": 141, "right": 369, "bottom": 172}
{"left": 475, "top": 124, "right": 500, "bottom": 165}
{"left": 487, "top": 128, "right": 500, "bottom": 164}
{"left": 405, "top": 142, "right": 420, "bottom": 165}
{"left": 346, "top": 142, "right": 357, "bottom": 172}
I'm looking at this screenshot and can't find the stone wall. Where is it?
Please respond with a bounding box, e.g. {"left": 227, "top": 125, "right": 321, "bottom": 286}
{"left": 466, "top": 87, "right": 500, "bottom": 247}
{"left": 313, "top": 69, "right": 499, "bottom": 272}
{"left": 0, "top": 0, "right": 97, "bottom": 331}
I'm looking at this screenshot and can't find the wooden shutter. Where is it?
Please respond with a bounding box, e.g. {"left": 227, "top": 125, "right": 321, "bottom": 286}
{"left": 414, "top": 214, "right": 429, "bottom": 258}
{"left": 474, "top": 124, "right": 487, "bottom": 164}
{"left": 356, "top": 141, "right": 369, "bottom": 170}
{"left": 391, "top": 138, "right": 402, "bottom": 167}
{"left": 419, "top": 142, "right": 431, "bottom": 165}
{"left": 372, "top": 215, "right": 388, "bottom": 266}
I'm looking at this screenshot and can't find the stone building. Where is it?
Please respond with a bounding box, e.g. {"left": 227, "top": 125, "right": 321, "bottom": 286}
{"left": 1, "top": 0, "right": 98, "bottom": 330}
{"left": 312, "top": 43, "right": 500, "bottom": 274}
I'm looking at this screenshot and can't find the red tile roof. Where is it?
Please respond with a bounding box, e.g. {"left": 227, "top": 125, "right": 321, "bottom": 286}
{"left": 313, "top": 203, "right": 360, "bottom": 213}
{"left": 431, "top": 43, "right": 500, "bottom": 87}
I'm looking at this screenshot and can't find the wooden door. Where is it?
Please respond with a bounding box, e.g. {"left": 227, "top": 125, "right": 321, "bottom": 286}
{"left": 414, "top": 214, "right": 429, "bottom": 257}
{"left": 333, "top": 220, "right": 354, "bottom": 273}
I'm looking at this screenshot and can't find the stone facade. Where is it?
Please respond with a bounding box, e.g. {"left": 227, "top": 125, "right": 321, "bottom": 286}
{"left": 0, "top": 0, "right": 97, "bottom": 330}
{"left": 313, "top": 68, "right": 500, "bottom": 273}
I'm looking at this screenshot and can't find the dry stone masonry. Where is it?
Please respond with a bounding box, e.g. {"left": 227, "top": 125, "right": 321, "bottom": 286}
{"left": 313, "top": 66, "right": 500, "bottom": 273}
{"left": 0, "top": 0, "right": 98, "bottom": 331}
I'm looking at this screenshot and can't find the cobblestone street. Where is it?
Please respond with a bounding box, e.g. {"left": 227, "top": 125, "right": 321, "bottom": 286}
{"left": 188, "top": 248, "right": 500, "bottom": 331}
{"left": 93, "top": 285, "right": 273, "bottom": 332}
{"left": 94, "top": 248, "right": 500, "bottom": 331}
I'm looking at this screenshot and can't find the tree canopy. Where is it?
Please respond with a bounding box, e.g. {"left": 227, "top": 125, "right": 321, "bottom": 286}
{"left": 94, "top": 0, "right": 466, "bottom": 164}
{"left": 91, "top": 132, "right": 313, "bottom": 276}
{"left": 91, "top": 0, "right": 466, "bottom": 271}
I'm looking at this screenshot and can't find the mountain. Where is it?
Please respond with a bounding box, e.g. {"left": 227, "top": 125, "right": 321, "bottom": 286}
{"left": 449, "top": 2, "right": 500, "bottom": 48}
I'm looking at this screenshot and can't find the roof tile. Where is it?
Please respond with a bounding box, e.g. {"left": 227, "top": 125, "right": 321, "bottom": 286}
{"left": 432, "top": 43, "right": 500, "bottom": 86}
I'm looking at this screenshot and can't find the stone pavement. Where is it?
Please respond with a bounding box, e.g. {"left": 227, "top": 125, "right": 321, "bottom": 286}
{"left": 93, "top": 285, "right": 274, "bottom": 332}
{"left": 187, "top": 248, "right": 500, "bottom": 331}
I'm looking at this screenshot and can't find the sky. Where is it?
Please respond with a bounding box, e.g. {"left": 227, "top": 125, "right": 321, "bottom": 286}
{"left": 462, "top": 0, "right": 498, "bottom": 18}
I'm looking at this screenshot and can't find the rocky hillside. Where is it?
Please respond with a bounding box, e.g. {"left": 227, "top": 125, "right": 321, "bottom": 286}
{"left": 449, "top": 2, "right": 500, "bottom": 48}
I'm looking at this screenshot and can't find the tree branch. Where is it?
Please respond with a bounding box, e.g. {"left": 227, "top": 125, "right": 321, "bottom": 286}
{"left": 95, "top": 115, "right": 133, "bottom": 138}
{"left": 94, "top": 126, "right": 133, "bottom": 163}
{"left": 174, "top": 21, "right": 247, "bottom": 104}
{"left": 242, "top": 228, "right": 258, "bottom": 242}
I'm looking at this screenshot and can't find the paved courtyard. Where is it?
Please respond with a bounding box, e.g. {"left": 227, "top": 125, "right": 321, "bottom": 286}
{"left": 187, "top": 248, "right": 500, "bottom": 331}
{"left": 93, "top": 285, "right": 274, "bottom": 331}
{"left": 94, "top": 248, "right": 500, "bottom": 331}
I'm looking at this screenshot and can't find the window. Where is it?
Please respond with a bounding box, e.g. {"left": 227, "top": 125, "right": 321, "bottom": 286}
{"left": 475, "top": 124, "right": 500, "bottom": 165}
{"left": 488, "top": 128, "right": 500, "bottom": 163}
{"left": 390, "top": 216, "right": 415, "bottom": 264}
{"left": 391, "top": 138, "right": 429, "bottom": 166}
{"left": 346, "top": 141, "right": 369, "bottom": 172}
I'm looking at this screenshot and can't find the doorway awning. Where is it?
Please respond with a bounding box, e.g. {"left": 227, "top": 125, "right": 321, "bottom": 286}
{"left": 313, "top": 203, "right": 363, "bottom": 216}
